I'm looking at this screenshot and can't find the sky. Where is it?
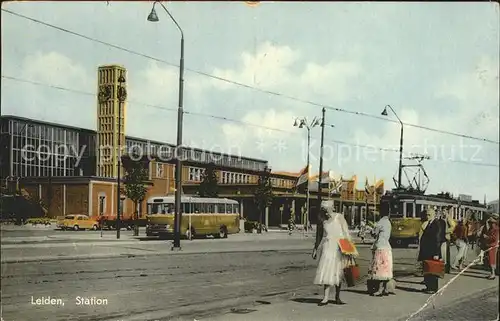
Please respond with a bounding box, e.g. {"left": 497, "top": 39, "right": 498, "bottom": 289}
{"left": 1, "top": 1, "right": 499, "bottom": 201}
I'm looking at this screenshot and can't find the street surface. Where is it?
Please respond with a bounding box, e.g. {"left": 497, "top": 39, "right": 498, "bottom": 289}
{"left": 412, "top": 286, "right": 498, "bottom": 321}
{"left": 1, "top": 228, "right": 413, "bottom": 321}
{"left": 3, "top": 227, "right": 496, "bottom": 321}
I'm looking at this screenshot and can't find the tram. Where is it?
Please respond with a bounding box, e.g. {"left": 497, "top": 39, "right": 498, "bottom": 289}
{"left": 381, "top": 191, "right": 488, "bottom": 248}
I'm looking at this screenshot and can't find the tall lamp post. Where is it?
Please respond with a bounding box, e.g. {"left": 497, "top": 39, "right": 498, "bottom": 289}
{"left": 293, "top": 116, "right": 320, "bottom": 231}
{"left": 116, "top": 75, "right": 127, "bottom": 239}
{"left": 381, "top": 105, "right": 403, "bottom": 189}
{"left": 148, "top": 1, "right": 185, "bottom": 250}
{"left": 316, "top": 108, "right": 335, "bottom": 206}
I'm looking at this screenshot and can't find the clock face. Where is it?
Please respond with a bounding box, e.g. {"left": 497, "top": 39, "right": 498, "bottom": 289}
{"left": 98, "top": 85, "right": 112, "bottom": 103}
{"left": 117, "top": 86, "right": 127, "bottom": 101}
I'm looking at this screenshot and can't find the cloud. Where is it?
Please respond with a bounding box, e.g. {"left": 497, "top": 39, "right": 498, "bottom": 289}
{"left": 4, "top": 51, "right": 95, "bottom": 127}
{"left": 20, "top": 51, "right": 92, "bottom": 90}
{"left": 211, "top": 42, "right": 362, "bottom": 102}
{"left": 350, "top": 56, "right": 499, "bottom": 200}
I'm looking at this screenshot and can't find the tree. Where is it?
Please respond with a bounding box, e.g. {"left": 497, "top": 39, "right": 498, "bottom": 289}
{"left": 121, "top": 154, "right": 150, "bottom": 236}
{"left": 199, "top": 162, "right": 219, "bottom": 197}
{"left": 254, "top": 166, "right": 273, "bottom": 232}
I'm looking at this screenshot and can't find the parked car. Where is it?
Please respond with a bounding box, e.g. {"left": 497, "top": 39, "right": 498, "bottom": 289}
{"left": 57, "top": 215, "right": 99, "bottom": 231}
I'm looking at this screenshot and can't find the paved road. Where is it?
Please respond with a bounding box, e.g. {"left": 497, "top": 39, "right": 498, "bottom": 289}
{"left": 1, "top": 245, "right": 418, "bottom": 321}
{"left": 410, "top": 286, "right": 498, "bottom": 321}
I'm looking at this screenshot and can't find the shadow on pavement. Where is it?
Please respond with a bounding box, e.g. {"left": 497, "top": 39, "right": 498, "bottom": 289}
{"left": 457, "top": 272, "right": 492, "bottom": 280}
{"left": 343, "top": 288, "right": 369, "bottom": 295}
{"left": 394, "top": 279, "right": 424, "bottom": 285}
{"left": 291, "top": 298, "right": 322, "bottom": 304}
{"left": 395, "top": 285, "right": 426, "bottom": 294}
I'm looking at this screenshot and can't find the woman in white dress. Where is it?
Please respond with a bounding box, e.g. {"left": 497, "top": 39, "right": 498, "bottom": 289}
{"left": 312, "top": 200, "right": 353, "bottom": 306}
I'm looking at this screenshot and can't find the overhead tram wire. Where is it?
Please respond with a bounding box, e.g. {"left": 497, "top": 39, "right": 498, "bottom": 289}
{"left": 3, "top": 8, "right": 499, "bottom": 146}
{"left": 3, "top": 75, "right": 499, "bottom": 169}
{"left": 4, "top": 75, "right": 394, "bottom": 153}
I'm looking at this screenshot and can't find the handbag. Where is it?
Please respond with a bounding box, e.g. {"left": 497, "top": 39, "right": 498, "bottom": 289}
{"left": 338, "top": 238, "right": 358, "bottom": 255}
{"left": 423, "top": 259, "right": 445, "bottom": 278}
{"left": 338, "top": 218, "right": 359, "bottom": 256}
{"left": 343, "top": 256, "right": 360, "bottom": 287}
{"left": 367, "top": 278, "right": 380, "bottom": 295}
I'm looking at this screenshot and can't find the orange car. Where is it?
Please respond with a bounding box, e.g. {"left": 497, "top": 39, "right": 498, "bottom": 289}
{"left": 57, "top": 214, "right": 99, "bottom": 231}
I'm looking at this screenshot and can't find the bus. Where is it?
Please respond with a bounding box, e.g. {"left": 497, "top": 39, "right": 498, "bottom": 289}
{"left": 146, "top": 196, "right": 240, "bottom": 239}
{"left": 381, "top": 191, "right": 488, "bottom": 248}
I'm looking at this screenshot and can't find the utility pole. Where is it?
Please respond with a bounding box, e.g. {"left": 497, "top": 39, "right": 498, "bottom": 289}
{"left": 116, "top": 75, "right": 127, "bottom": 239}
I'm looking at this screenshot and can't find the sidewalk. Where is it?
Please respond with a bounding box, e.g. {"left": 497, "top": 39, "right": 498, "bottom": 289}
{"left": 203, "top": 252, "right": 499, "bottom": 321}
{"left": 0, "top": 229, "right": 318, "bottom": 244}
{"left": 1, "top": 235, "right": 317, "bottom": 264}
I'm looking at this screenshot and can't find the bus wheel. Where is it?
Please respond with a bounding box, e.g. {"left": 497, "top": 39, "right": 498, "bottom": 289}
{"left": 219, "top": 226, "right": 228, "bottom": 239}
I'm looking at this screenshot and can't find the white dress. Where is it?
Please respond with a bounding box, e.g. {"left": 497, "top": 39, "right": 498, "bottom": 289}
{"left": 314, "top": 213, "right": 350, "bottom": 286}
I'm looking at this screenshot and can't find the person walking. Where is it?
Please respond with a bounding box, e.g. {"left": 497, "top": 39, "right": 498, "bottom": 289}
{"left": 415, "top": 209, "right": 430, "bottom": 277}
{"left": 312, "top": 200, "right": 355, "bottom": 306}
{"left": 418, "top": 208, "right": 443, "bottom": 294}
{"left": 358, "top": 219, "right": 367, "bottom": 244}
{"left": 437, "top": 207, "right": 455, "bottom": 273}
{"left": 451, "top": 218, "right": 468, "bottom": 270}
{"left": 483, "top": 216, "right": 499, "bottom": 280}
{"left": 368, "top": 210, "right": 393, "bottom": 296}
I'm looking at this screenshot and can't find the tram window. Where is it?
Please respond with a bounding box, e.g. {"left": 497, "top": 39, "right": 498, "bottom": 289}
{"left": 387, "top": 202, "right": 402, "bottom": 218}
{"left": 226, "top": 204, "right": 233, "bottom": 214}
{"left": 207, "top": 204, "right": 215, "bottom": 213}
{"left": 233, "top": 204, "right": 239, "bottom": 214}
{"left": 406, "top": 203, "right": 414, "bottom": 218}
{"left": 193, "top": 203, "right": 202, "bottom": 214}
{"left": 416, "top": 204, "right": 422, "bottom": 216}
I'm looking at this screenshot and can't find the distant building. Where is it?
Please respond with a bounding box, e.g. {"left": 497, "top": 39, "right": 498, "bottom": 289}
{"left": 487, "top": 200, "right": 499, "bottom": 213}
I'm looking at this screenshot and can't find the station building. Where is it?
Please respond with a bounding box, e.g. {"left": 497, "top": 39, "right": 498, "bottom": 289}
{"left": 0, "top": 65, "right": 382, "bottom": 227}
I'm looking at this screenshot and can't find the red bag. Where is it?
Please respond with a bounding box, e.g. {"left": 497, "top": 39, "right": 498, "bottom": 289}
{"left": 423, "top": 259, "right": 445, "bottom": 278}
{"left": 338, "top": 238, "right": 358, "bottom": 256}
{"left": 344, "top": 257, "right": 360, "bottom": 287}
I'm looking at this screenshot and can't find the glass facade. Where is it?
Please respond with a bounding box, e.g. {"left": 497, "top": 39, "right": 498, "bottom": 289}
{"left": 2, "top": 116, "right": 268, "bottom": 179}
{"left": 125, "top": 138, "right": 268, "bottom": 172}
{"left": 10, "top": 119, "right": 82, "bottom": 178}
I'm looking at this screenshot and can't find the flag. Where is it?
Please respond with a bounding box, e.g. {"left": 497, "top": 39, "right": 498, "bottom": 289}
{"left": 294, "top": 164, "right": 309, "bottom": 188}
{"left": 375, "top": 179, "right": 384, "bottom": 194}
{"left": 364, "top": 177, "right": 371, "bottom": 198}
{"left": 329, "top": 176, "right": 343, "bottom": 194}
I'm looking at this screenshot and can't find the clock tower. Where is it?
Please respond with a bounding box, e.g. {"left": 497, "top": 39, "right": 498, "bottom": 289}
{"left": 96, "top": 65, "right": 127, "bottom": 178}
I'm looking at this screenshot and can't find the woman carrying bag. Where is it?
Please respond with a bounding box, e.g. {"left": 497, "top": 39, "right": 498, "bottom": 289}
{"left": 368, "top": 210, "right": 394, "bottom": 296}
{"left": 312, "top": 200, "right": 358, "bottom": 306}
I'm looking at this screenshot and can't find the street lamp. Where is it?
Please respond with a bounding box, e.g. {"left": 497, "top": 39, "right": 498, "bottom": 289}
{"left": 147, "top": 1, "right": 185, "bottom": 250}
{"left": 293, "top": 116, "right": 320, "bottom": 231}
{"left": 116, "top": 75, "right": 127, "bottom": 239}
{"left": 381, "top": 105, "right": 403, "bottom": 189}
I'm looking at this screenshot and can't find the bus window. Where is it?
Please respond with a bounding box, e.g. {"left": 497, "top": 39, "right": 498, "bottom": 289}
{"left": 226, "top": 204, "right": 233, "bottom": 214}
{"left": 193, "top": 203, "right": 201, "bottom": 214}
{"left": 206, "top": 204, "right": 215, "bottom": 213}
{"left": 182, "top": 203, "right": 191, "bottom": 214}
{"left": 233, "top": 204, "right": 239, "bottom": 214}
{"left": 217, "top": 204, "right": 226, "bottom": 214}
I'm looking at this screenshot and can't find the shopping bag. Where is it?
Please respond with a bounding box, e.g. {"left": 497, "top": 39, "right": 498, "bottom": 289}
{"left": 367, "top": 278, "right": 380, "bottom": 295}
{"left": 338, "top": 238, "right": 358, "bottom": 256}
{"left": 344, "top": 257, "right": 360, "bottom": 287}
{"left": 423, "top": 259, "right": 445, "bottom": 278}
